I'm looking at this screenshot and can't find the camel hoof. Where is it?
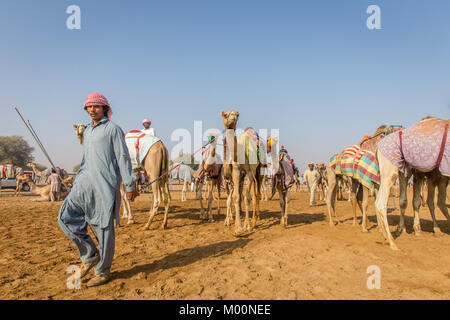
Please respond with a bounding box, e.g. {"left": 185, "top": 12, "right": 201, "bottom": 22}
{"left": 234, "top": 231, "right": 245, "bottom": 237}
{"left": 390, "top": 244, "right": 400, "bottom": 251}
{"left": 433, "top": 229, "right": 443, "bottom": 236}
{"left": 362, "top": 228, "right": 369, "bottom": 233}
{"left": 127, "top": 220, "right": 135, "bottom": 225}
{"left": 142, "top": 225, "right": 150, "bottom": 231}
{"left": 414, "top": 231, "right": 421, "bottom": 237}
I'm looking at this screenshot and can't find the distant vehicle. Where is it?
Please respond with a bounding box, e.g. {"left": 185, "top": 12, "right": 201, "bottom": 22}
{"left": 0, "top": 178, "right": 30, "bottom": 192}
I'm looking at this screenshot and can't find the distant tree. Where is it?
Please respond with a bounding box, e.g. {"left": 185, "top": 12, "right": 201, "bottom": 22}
{"left": 0, "top": 136, "right": 34, "bottom": 168}
{"left": 73, "top": 164, "right": 81, "bottom": 173}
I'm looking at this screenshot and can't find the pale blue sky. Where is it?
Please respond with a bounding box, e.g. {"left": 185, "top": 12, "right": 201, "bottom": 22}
{"left": 0, "top": 0, "right": 449, "bottom": 171}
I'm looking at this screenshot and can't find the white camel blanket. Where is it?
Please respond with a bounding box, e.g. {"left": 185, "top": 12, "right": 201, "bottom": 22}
{"left": 125, "top": 130, "right": 161, "bottom": 169}
{"left": 377, "top": 117, "right": 449, "bottom": 177}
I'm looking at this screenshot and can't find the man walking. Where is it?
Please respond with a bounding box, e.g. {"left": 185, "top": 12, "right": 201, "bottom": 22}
{"left": 58, "top": 92, "right": 139, "bottom": 287}
{"left": 303, "top": 163, "right": 320, "bottom": 206}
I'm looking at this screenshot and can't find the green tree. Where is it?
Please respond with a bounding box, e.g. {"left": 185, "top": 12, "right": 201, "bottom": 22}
{"left": 0, "top": 136, "right": 34, "bottom": 168}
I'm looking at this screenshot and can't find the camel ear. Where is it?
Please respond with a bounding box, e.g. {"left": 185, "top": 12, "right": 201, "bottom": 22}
{"left": 221, "top": 111, "right": 225, "bottom": 118}
{"left": 73, "top": 124, "right": 78, "bottom": 129}
{"left": 236, "top": 111, "right": 239, "bottom": 118}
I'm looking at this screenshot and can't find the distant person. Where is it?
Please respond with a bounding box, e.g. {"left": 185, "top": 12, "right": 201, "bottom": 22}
{"left": 303, "top": 163, "right": 320, "bottom": 206}
{"left": 141, "top": 118, "right": 156, "bottom": 136}
{"left": 48, "top": 168, "right": 62, "bottom": 202}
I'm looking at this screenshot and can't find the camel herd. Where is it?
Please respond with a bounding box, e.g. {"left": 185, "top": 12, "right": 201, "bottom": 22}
{"left": 2, "top": 113, "right": 448, "bottom": 251}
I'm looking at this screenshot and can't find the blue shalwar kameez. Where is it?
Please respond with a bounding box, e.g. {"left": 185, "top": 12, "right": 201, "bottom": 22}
{"left": 58, "top": 117, "right": 136, "bottom": 275}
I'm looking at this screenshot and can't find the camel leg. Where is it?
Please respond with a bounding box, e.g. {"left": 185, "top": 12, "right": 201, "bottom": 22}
{"left": 426, "top": 177, "right": 442, "bottom": 235}
{"left": 250, "top": 174, "right": 260, "bottom": 229}
{"left": 144, "top": 182, "right": 161, "bottom": 230}
{"left": 216, "top": 178, "right": 221, "bottom": 217}
{"left": 356, "top": 186, "right": 369, "bottom": 232}
{"left": 374, "top": 152, "right": 399, "bottom": 250}
{"left": 181, "top": 179, "right": 187, "bottom": 202}
{"left": 243, "top": 177, "right": 252, "bottom": 232}
{"left": 199, "top": 181, "right": 206, "bottom": 220}
{"left": 232, "top": 168, "right": 245, "bottom": 236}
{"left": 225, "top": 184, "right": 233, "bottom": 226}
{"left": 350, "top": 179, "right": 359, "bottom": 226}
{"left": 325, "top": 168, "right": 337, "bottom": 227}
{"left": 161, "top": 179, "right": 171, "bottom": 229}
{"left": 394, "top": 173, "right": 409, "bottom": 237}
{"left": 437, "top": 176, "right": 450, "bottom": 230}
{"left": 412, "top": 173, "right": 425, "bottom": 236}
{"left": 207, "top": 180, "right": 214, "bottom": 222}
{"left": 121, "top": 184, "right": 135, "bottom": 224}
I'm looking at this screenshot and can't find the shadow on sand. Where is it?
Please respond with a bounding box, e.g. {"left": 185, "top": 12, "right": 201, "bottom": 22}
{"left": 113, "top": 238, "right": 252, "bottom": 280}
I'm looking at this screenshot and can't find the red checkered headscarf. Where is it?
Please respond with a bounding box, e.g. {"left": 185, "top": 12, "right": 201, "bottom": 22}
{"left": 84, "top": 93, "right": 113, "bottom": 120}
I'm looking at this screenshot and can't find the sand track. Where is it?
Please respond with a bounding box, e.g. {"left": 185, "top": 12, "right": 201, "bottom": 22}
{"left": 0, "top": 190, "right": 449, "bottom": 300}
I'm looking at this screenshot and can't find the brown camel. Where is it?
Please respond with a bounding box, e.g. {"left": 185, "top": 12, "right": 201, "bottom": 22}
{"left": 198, "top": 134, "right": 223, "bottom": 222}
{"left": 267, "top": 136, "right": 291, "bottom": 227}
{"left": 221, "top": 110, "right": 262, "bottom": 236}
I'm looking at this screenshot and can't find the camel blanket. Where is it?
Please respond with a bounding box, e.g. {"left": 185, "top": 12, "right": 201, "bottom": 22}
{"left": 125, "top": 130, "right": 161, "bottom": 169}
{"left": 329, "top": 149, "right": 380, "bottom": 191}
{"left": 0, "top": 165, "right": 22, "bottom": 179}
{"left": 377, "top": 118, "right": 449, "bottom": 177}
{"left": 170, "top": 163, "right": 193, "bottom": 181}
{"left": 237, "top": 128, "right": 268, "bottom": 166}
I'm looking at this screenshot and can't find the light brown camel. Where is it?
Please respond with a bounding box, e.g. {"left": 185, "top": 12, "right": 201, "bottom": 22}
{"left": 23, "top": 175, "right": 71, "bottom": 201}
{"left": 375, "top": 117, "right": 449, "bottom": 250}
{"left": 326, "top": 125, "right": 392, "bottom": 232}
{"left": 221, "top": 110, "right": 262, "bottom": 236}
{"left": 139, "top": 140, "right": 171, "bottom": 230}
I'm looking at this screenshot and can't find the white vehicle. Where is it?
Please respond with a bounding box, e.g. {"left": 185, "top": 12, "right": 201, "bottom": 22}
{"left": 0, "top": 178, "right": 30, "bottom": 192}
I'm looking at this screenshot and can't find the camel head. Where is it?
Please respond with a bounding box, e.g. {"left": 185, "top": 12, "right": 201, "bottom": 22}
{"left": 73, "top": 124, "right": 87, "bottom": 145}
{"left": 221, "top": 110, "right": 239, "bottom": 129}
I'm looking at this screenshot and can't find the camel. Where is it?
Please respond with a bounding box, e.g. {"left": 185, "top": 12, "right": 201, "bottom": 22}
{"left": 198, "top": 134, "right": 223, "bottom": 222}
{"left": 375, "top": 117, "right": 449, "bottom": 250}
{"left": 73, "top": 124, "right": 87, "bottom": 145}
{"left": 221, "top": 110, "right": 262, "bottom": 236}
{"left": 316, "top": 163, "right": 327, "bottom": 201}
{"left": 326, "top": 125, "right": 394, "bottom": 232}
{"left": 169, "top": 163, "right": 193, "bottom": 202}
{"left": 267, "top": 136, "right": 293, "bottom": 227}
{"left": 23, "top": 175, "right": 71, "bottom": 201}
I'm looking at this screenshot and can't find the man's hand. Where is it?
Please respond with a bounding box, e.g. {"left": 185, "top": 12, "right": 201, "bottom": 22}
{"left": 127, "top": 190, "right": 139, "bottom": 202}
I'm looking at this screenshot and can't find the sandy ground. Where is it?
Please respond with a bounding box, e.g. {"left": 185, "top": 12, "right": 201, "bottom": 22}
{"left": 0, "top": 188, "right": 449, "bottom": 300}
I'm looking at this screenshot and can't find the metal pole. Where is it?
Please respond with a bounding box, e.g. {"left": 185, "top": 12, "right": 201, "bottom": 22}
{"left": 14, "top": 107, "right": 57, "bottom": 171}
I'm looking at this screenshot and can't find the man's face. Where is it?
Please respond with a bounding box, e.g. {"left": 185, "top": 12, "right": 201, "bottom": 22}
{"left": 143, "top": 123, "right": 150, "bottom": 129}
{"left": 308, "top": 165, "right": 314, "bottom": 170}
{"left": 86, "top": 105, "right": 105, "bottom": 122}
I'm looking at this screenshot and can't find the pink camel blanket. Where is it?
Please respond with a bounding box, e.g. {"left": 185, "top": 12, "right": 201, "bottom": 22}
{"left": 377, "top": 117, "right": 449, "bottom": 177}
